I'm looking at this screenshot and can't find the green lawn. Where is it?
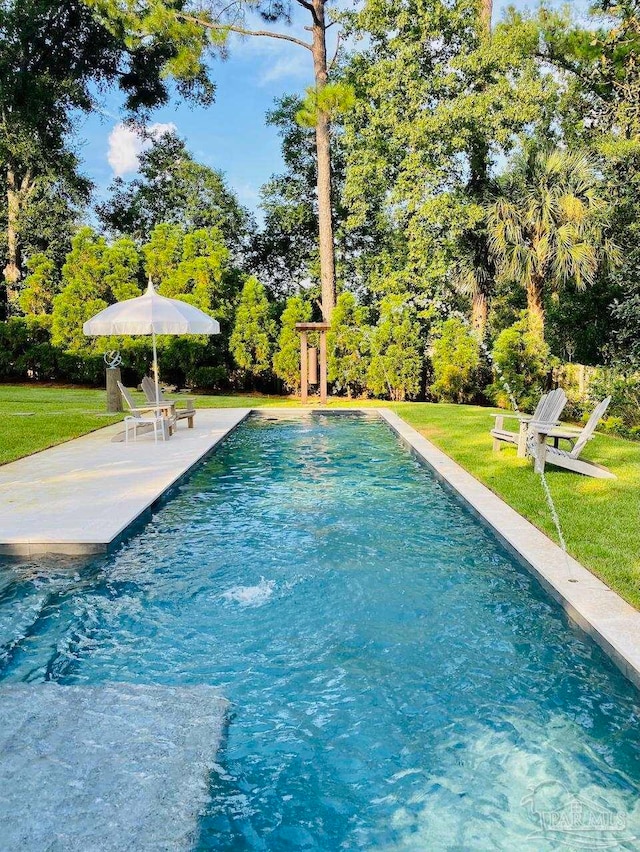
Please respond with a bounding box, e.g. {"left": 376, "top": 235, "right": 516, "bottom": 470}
{"left": 1, "top": 383, "right": 638, "bottom": 610}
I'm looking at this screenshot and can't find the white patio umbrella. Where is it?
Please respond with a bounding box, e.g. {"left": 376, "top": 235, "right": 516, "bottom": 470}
{"left": 83, "top": 280, "right": 220, "bottom": 405}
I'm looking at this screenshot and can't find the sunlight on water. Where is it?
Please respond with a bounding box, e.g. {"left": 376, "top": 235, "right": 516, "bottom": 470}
{"left": 0, "top": 413, "right": 638, "bottom": 851}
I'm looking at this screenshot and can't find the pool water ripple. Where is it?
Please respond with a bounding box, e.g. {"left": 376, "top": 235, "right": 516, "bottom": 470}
{"left": 0, "top": 412, "right": 639, "bottom": 850}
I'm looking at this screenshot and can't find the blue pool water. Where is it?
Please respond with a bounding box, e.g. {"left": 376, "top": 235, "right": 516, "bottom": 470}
{"left": 1, "top": 412, "right": 640, "bottom": 849}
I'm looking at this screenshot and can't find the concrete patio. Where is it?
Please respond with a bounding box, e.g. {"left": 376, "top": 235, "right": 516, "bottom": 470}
{"left": 0, "top": 409, "right": 250, "bottom": 556}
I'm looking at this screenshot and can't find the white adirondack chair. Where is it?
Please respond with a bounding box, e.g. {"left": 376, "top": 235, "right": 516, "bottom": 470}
{"left": 529, "top": 397, "right": 615, "bottom": 479}
{"left": 491, "top": 388, "right": 567, "bottom": 458}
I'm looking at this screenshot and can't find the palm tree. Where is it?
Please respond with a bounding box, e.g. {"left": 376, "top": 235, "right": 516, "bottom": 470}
{"left": 488, "top": 146, "right": 619, "bottom": 340}
{"left": 454, "top": 229, "right": 496, "bottom": 336}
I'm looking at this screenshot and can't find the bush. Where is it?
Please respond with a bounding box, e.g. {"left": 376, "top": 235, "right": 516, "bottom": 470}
{"left": 230, "top": 277, "right": 276, "bottom": 379}
{"left": 587, "top": 369, "right": 640, "bottom": 430}
{"left": 273, "top": 295, "right": 312, "bottom": 391}
{"left": 0, "top": 318, "right": 106, "bottom": 385}
{"left": 430, "top": 317, "right": 481, "bottom": 403}
{"left": 327, "top": 292, "right": 370, "bottom": 397}
{"left": 488, "top": 312, "right": 551, "bottom": 411}
{"left": 367, "top": 295, "right": 424, "bottom": 401}
{"left": 189, "top": 365, "right": 229, "bottom": 391}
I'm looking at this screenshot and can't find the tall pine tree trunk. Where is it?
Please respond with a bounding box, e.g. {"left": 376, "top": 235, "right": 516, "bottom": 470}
{"left": 481, "top": 0, "right": 492, "bottom": 31}
{"left": 4, "top": 164, "right": 22, "bottom": 307}
{"left": 465, "top": 0, "right": 494, "bottom": 337}
{"left": 311, "top": 0, "right": 336, "bottom": 322}
{"left": 472, "top": 291, "right": 488, "bottom": 332}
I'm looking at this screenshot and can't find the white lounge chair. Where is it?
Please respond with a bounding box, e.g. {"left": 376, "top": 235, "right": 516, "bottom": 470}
{"left": 491, "top": 388, "right": 567, "bottom": 458}
{"left": 141, "top": 376, "right": 196, "bottom": 429}
{"left": 529, "top": 397, "right": 615, "bottom": 479}
{"left": 117, "top": 381, "right": 176, "bottom": 440}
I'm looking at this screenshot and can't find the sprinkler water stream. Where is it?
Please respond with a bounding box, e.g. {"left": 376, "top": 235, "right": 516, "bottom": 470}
{"left": 459, "top": 315, "right": 575, "bottom": 580}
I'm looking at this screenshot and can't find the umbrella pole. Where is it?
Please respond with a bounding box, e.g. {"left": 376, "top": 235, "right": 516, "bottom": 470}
{"left": 152, "top": 331, "right": 160, "bottom": 405}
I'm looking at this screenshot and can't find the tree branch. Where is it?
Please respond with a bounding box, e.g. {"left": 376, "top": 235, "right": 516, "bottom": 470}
{"left": 178, "top": 13, "right": 313, "bottom": 51}
{"left": 328, "top": 31, "right": 341, "bottom": 73}
{"left": 293, "top": 0, "right": 315, "bottom": 12}
{"left": 212, "top": 2, "right": 245, "bottom": 24}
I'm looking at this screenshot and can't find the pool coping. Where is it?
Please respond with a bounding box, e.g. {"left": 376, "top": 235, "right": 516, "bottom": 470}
{"left": 376, "top": 408, "right": 640, "bottom": 692}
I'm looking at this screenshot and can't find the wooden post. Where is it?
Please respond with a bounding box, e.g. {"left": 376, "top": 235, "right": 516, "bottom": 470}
{"left": 533, "top": 431, "right": 547, "bottom": 474}
{"left": 319, "top": 330, "right": 327, "bottom": 405}
{"left": 307, "top": 347, "right": 318, "bottom": 385}
{"left": 517, "top": 420, "right": 528, "bottom": 458}
{"left": 106, "top": 367, "right": 123, "bottom": 413}
{"left": 578, "top": 364, "right": 586, "bottom": 399}
{"left": 300, "top": 331, "right": 308, "bottom": 404}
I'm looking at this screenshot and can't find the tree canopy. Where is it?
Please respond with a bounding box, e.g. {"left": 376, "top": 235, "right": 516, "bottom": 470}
{"left": 1, "top": 0, "right": 639, "bottom": 418}
{"left": 98, "top": 132, "right": 251, "bottom": 249}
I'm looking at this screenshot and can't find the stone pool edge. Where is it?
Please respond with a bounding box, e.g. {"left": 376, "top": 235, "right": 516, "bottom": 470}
{"left": 378, "top": 408, "right": 640, "bottom": 692}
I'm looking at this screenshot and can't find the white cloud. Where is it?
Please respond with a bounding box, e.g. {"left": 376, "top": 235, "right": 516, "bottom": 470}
{"left": 234, "top": 180, "right": 261, "bottom": 208}
{"left": 225, "top": 27, "right": 311, "bottom": 86}
{"left": 259, "top": 53, "right": 310, "bottom": 86}
{"left": 107, "top": 122, "right": 177, "bottom": 177}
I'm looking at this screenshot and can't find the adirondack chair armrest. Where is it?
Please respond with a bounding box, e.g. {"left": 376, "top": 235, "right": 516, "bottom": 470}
{"left": 548, "top": 425, "right": 582, "bottom": 436}
{"left": 174, "top": 396, "right": 195, "bottom": 410}
{"left": 528, "top": 420, "right": 565, "bottom": 438}
{"left": 491, "top": 412, "right": 525, "bottom": 422}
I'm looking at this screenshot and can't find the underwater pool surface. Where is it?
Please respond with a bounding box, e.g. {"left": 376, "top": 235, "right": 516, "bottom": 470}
{"left": 1, "top": 412, "right": 640, "bottom": 850}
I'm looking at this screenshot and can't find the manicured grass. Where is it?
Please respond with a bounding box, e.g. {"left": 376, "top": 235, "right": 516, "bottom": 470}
{"left": 1, "top": 383, "right": 638, "bottom": 610}
{"left": 390, "top": 402, "right": 640, "bottom": 611}
{"left": 0, "top": 384, "right": 295, "bottom": 465}
{"left": 0, "top": 385, "right": 122, "bottom": 465}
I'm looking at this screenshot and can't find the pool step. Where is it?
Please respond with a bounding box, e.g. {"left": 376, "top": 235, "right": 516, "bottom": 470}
{"left": 0, "top": 682, "right": 228, "bottom": 851}
{"left": 0, "top": 590, "right": 84, "bottom": 681}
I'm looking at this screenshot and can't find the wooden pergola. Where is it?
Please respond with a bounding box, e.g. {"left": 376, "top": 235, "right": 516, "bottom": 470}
{"left": 295, "top": 322, "right": 330, "bottom": 404}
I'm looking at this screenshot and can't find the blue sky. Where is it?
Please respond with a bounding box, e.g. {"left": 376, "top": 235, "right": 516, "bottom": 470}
{"left": 77, "top": 10, "right": 322, "bottom": 220}
{"left": 76, "top": 0, "right": 583, "bottom": 221}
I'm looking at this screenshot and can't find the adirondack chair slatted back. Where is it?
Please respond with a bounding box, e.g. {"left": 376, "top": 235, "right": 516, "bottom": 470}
{"left": 571, "top": 396, "right": 611, "bottom": 458}
{"left": 544, "top": 388, "right": 567, "bottom": 424}
{"left": 531, "top": 393, "right": 548, "bottom": 420}
{"left": 533, "top": 388, "right": 567, "bottom": 426}
{"left": 117, "top": 381, "right": 138, "bottom": 413}
{"left": 141, "top": 375, "right": 162, "bottom": 404}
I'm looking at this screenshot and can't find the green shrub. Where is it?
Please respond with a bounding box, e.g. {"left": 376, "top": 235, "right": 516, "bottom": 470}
{"left": 230, "top": 277, "right": 276, "bottom": 378}
{"left": 488, "top": 312, "right": 551, "bottom": 411}
{"left": 367, "top": 295, "right": 424, "bottom": 401}
{"left": 327, "top": 292, "right": 370, "bottom": 397}
{"left": 273, "top": 295, "right": 312, "bottom": 391}
{"left": 587, "top": 370, "right": 640, "bottom": 429}
{"left": 0, "top": 317, "right": 105, "bottom": 385}
{"left": 189, "top": 365, "right": 228, "bottom": 391}
{"left": 430, "top": 317, "right": 481, "bottom": 403}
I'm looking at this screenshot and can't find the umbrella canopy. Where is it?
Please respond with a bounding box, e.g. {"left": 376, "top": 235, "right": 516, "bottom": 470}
{"left": 83, "top": 281, "right": 220, "bottom": 404}
{"left": 83, "top": 281, "right": 220, "bottom": 336}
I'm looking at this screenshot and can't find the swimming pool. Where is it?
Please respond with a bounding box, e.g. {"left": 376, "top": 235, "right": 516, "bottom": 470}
{"left": 1, "top": 412, "right": 639, "bottom": 849}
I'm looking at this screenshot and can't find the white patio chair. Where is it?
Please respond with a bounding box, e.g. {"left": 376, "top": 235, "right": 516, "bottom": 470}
{"left": 124, "top": 411, "right": 166, "bottom": 444}
{"left": 140, "top": 376, "right": 196, "bottom": 429}
{"left": 117, "top": 381, "right": 176, "bottom": 440}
